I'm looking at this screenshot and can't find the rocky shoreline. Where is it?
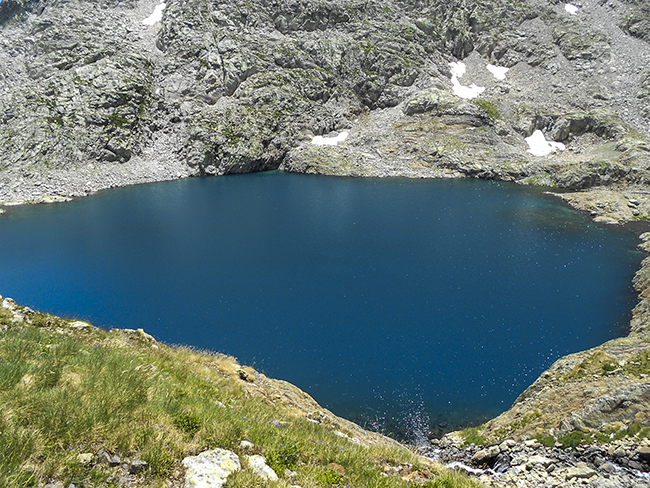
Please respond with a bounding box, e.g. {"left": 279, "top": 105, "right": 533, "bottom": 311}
{"left": 424, "top": 435, "right": 650, "bottom": 488}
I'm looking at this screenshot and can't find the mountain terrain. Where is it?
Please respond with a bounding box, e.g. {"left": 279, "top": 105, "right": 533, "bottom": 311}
{"left": 1, "top": 0, "right": 650, "bottom": 486}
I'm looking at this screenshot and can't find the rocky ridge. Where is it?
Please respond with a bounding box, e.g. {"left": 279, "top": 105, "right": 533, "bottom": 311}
{"left": 1, "top": 0, "right": 650, "bottom": 209}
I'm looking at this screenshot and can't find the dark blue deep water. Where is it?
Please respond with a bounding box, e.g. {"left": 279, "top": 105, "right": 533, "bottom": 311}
{"left": 0, "top": 173, "right": 644, "bottom": 440}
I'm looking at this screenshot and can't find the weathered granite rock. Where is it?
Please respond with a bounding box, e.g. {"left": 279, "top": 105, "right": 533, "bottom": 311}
{"left": 623, "top": 1, "right": 650, "bottom": 44}
{"left": 564, "top": 464, "right": 597, "bottom": 480}
{"left": 245, "top": 455, "right": 278, "bottom": 481}
{"left": 552, "top": 17, "right": 611, "bottom": 61}
{"left": 77, "top": 453, "right": 94, "bottom": 465}
{"left": 471, "top": 445, "right": 499, "bottom": 466}
{"left": 182, "top": 449, "right": 241, "bottom": 488}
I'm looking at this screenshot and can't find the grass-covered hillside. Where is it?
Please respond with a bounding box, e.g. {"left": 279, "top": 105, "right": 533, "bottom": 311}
{"left": 0, "top": 300, "right": 481, "bottom": 488}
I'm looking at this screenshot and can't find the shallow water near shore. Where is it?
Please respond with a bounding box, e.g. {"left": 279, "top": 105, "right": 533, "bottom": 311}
{"left": 0, "top": 173, "right": 644, "bottom": 440}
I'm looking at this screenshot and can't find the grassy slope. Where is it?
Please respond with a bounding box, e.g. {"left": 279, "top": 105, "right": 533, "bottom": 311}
{"left": 0, "top": 304, "right": 481, "bottom": 488}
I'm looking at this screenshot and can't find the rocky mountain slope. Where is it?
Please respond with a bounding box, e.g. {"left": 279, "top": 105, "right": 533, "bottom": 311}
{"left": 1, "top": 0, "right": 650, "bottom": 210}
{"left": 2, "top": 0, "right": 650, "bottom": 485}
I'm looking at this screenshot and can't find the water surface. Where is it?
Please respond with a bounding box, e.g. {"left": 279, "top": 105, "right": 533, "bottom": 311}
{"left": 0, "top": 173, "right": 643, "bottom": 440}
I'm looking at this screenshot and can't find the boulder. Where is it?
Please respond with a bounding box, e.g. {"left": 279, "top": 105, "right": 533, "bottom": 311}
{"left": 183, "top": 449, "right": 241, "bottom": 488}
{"left": 245, "top": 455, "right": 278, "bottom": 481}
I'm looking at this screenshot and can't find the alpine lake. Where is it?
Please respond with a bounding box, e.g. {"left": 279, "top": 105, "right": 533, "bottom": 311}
{"left": 0, "top": 172, "right": 645, "bottom": 441}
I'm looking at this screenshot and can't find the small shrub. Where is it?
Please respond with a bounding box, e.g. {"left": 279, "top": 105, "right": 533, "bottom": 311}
{"left": 315, "top": 468, "right": 343, "bottom": 486}
{"left": 627, "top": 422, "right": 643, "bottom": 436}
{"left": 601, "top": 363, "right": 617, "bottom": 373}
{"left": 559, "top": 431, "right": 592, "bottom": 449}
{"left": 636, "top": 426, "right": 650, "bottom": 439}
{"left": 266, "top": 441, "right": 300, "bottom": 476}
{"left": 534, "top": 434, "right": 556, "bottom": 448}
{"left": 594, "top": 432, "right": 611, "bottom": 443}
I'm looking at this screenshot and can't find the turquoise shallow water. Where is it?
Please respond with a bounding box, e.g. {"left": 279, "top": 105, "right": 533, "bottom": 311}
{"left": 0, "top": 173, "right": 644, "bottom": 440}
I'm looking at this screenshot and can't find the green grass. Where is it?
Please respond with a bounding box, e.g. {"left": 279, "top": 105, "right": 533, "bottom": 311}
{"left": 459, "top": 427, "right": 486, "bottom": 447}
{"left": 470, "top": 99, "right": 500, "bottom": 120}
{"left": 0, "top": 306, "right": 482, "bottom": 488}
{"left": 558, "top": 423, "right": 650, "bottom": 449}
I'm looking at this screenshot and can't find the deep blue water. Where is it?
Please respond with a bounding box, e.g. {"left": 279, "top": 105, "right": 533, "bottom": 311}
{"left": 0, "top": 173, "right": 644, "bottom": 440}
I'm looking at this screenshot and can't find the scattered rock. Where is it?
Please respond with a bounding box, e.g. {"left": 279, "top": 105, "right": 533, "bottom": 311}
{"left": 471, "top": 445, "right": 500, "bottom": 465}
{"left": 77, "top": 453, "right": 94, "bottom": 465}
{"left": 129, "top": 460, "right": 147, "bottom": 474}
{"left": 69, "top": 321, "right": 93, "bottom": 330}
{"left": 526, "top": 455, "right": 554, "bottom": 469}
{"left": 236, "top": 367, "right": 255, "bottom": 383}
{"left": 637, "top": 446, "right": 650, "bottom": 462}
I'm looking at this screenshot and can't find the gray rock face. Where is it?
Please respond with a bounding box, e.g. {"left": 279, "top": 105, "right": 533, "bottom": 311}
{"left": 560, "top": 384, "right": 650, "bottom": 435}
{"left": 1, "top": 0, "right": 649, "bottom": 206}
{"left": 623, "top": 1, "right": 650, "bottom": 44}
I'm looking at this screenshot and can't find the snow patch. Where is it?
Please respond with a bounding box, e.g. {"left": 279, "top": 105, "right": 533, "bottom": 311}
{"left": 311, "top": 132, "right": 349, "bottom": 146}
{"left": 525, "top": 130, "right": 566, "bottom": 156}
{"left": 449, "top": 62, "right": 466, "bottom": 79}
{"left": 143, "top": 2, "right": 166, "bottom": 25}
{"left": 487, "top": 64, "right": 509, "bottom": 80}
{"left": 449, "top": 62, "right": 485, "bottom": 99}
{"left": 565, "top": 3, "right": 579, "bottom": 15}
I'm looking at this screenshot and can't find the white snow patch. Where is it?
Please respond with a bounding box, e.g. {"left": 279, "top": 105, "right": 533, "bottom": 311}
{"left": 143, "top": 2, "right": 166, "bottom": 25}
{"left": 525, "top": 130, "right": 566, "bottom": 156}
{"left": 449, "top": 61, "right": 466, "bottom": 79}
{"left": 565, "top": 3, "right": 579, "bottom": 15}
{"left": 451, "top": 77, "right": 485, "bottom": 99}
{"left": 487, "top": 64, "right": 509, "bottom": 80}
{"left": 449, "top": 62, "right": 485, "bottom": 99}
{"left": 311, "top": 131, "right": 349, "bottom": 146}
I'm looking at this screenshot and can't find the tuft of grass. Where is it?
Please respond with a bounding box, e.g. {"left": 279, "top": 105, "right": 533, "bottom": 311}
{"left": 558, "top": 431, "right": 592, "bottom": 449}
{"left": 424, "top": 470, "right": 483, "bottom": 488}
{"left": 174, "top": 412, "right": 202, "bottom": 437}
{"left": 471, "top": 99, "right": 500, "bottom": 120}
